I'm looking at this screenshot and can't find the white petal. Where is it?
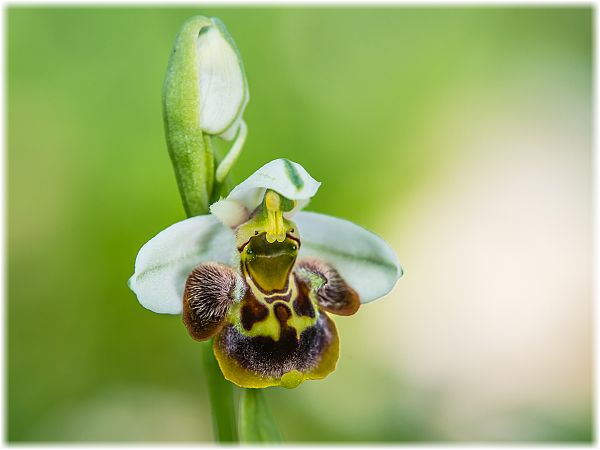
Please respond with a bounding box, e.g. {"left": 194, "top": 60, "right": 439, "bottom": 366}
{"left": 210, "top": 158, "right": 321, "bottom": 227}
{"left": 209, "top": 198, "right": 249, "bottom": 228}
{"left": 128, "top": 215, "right": 238, "bottom": 314}
{"left": 197, "top": 18, "right": 248, "bottom": 137}
{"left": 295, "top": 211, "right": 402, "bottom": 304}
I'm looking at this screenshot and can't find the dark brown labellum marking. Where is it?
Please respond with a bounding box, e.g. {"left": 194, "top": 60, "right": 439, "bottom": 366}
{"left": 293, "top": 296, "right": 315, "bottom": 318}
{"left": 274, "top": 302, "right": 291, "bottom": 323}
{"left": 292, "top": 283, "right": 316, "bottom": 318}
{"left": 240, "top": 294, "right": 269, "bottom": 331}
{"left": 263, "top": 292, "right": 292, "bottom": 304}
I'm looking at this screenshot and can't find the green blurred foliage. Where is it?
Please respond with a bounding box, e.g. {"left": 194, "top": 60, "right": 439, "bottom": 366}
{"left": 7, "top": 7, "right": 592, "bottom": 442}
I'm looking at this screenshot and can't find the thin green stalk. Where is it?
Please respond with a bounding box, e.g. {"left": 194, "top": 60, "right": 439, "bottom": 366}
{"left": 239, "top": 389, "right": 282, "bottom": 443}
{"left": 200, "top": 341, "right": 238, "bottom": 442}
{"left": 180, "top": 163, "right": 238, "bottom": 443}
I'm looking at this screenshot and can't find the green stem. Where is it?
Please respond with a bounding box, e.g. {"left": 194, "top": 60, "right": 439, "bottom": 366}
{"left": 200, "top": 341, "right": 238, "bottom": 442}
{"left": 239, "top": 389, "right": 282, "bottom": 443}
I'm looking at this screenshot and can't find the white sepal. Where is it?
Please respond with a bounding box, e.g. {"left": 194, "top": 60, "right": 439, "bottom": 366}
{"left": 210, "top": 158, "right": 321, "bottom": 227}
{"left": 128, "top": 215, "right": 238, "bottom": 314}
{"left": 295, "top": 211, "right": 402, "bottom": 304}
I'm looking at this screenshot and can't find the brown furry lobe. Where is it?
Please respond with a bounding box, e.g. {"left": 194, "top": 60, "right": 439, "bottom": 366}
{"left": 183, "top": 263, "right": 245, "bottom": 341}
{"left": 295, "top": 259, "right": 360, "bottom": 316}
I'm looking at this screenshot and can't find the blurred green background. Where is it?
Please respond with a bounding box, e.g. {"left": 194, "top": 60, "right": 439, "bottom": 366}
{"left": 8, "top": 7, "right": 592, "bottom": 442}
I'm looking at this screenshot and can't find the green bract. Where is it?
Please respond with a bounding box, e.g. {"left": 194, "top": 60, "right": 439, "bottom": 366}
{"left": 129, "top": 158, "right": 402, "bottom": 388}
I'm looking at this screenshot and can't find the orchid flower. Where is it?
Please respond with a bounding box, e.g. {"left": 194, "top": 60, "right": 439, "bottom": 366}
{"left": 129, "top": 158, "right": 402, "bottom": 389}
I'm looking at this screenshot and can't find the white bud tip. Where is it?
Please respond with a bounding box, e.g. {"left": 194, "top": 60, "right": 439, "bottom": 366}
{"left": 196, "top": 19, "right": 248, "bottom": 138}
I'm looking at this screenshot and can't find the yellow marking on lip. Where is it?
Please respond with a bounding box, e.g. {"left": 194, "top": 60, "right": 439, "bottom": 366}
{"left": 287, "top": 313, "right": 317, "bottom": 338}
{"left": 243, "top": 312, "right": 281, "bottom": 341}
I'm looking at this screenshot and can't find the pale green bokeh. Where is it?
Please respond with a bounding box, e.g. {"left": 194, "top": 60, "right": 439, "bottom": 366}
{"left": 8, "top": 7, "right": 592, "bottom": 442}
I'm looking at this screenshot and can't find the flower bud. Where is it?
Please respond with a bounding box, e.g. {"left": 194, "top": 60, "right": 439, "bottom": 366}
{"left": 196, "top": 18, "right": 249, "bottom": 139}
{"left": 163, "top": 16, "right": 248, "bottom": 216}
